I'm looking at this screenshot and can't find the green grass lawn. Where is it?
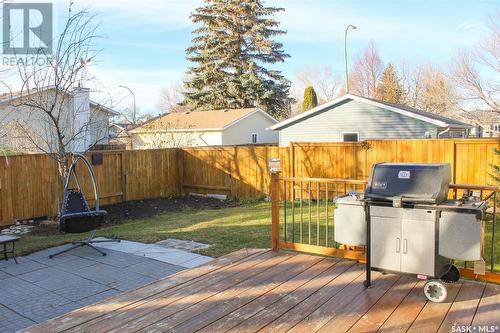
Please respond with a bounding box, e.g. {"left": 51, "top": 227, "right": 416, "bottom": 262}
{"left": 16, "top": 201, "right": 273, "bottom": 258}
{"left": 14, "top": 200, "right": 500, "bottom": 272}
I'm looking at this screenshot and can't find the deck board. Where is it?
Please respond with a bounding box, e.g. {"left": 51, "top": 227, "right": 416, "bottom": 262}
{"left": 21, "top": 249, "right": 500, "bottom": 333}
{"left": 346, "top": 276, "right": 418, "bottom": 333}
{"left": 86, "top": 250, "right": 293, "bottom": 333}
{"left": 472, "top": 283, "right": 500, "bottom": 329}
{"left": 437, "top": 281, "right": 486, "bottom": 333}
{"left": 377, "top": 280, "right": 428, "bottom": 333}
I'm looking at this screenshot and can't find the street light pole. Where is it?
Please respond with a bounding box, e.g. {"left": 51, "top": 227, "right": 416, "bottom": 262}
{"left": 344, "top": 24, "right": 357, "bottom": 93}
{"left": 119, "top": 85, "right": 136, "bottom": 124}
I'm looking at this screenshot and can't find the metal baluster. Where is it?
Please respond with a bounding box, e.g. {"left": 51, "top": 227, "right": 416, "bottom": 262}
{"left": 492, "top": 191, "right": 497, "bottom": 272}
{"left": 317, "top": 182, "right": 320, "bottom": 246}
{"left": 292, "top": 180, "right": 295, "bottom": 243}
{"left": 334, "top": 182, "right": 338, "bottom": 249}
{"left": 300, "top": 181, "right": 303, "bottom": 244}
{"left": 308, "top": 182, "right": 312, "bottom": 245}
{"left": 325, "top": 183, "right": 329, "bottom": 247}
{"left": 283, "top": 180, "right": 287, "bottom": 242}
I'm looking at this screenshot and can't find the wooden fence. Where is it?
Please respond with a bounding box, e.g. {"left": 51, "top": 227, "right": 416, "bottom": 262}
{"left": 0, "top": 138, "right": 498, "bottom": 225}
{"left": 0, "top": 149, "right": 180, "bottom": 225}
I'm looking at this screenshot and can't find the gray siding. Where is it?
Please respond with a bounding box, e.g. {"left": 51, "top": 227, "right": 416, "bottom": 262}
{"left": 278, "top": 100, "right": 439, "bottom": 146}
{"left": 222, "top": 111, "right": 278, "bottom": 145}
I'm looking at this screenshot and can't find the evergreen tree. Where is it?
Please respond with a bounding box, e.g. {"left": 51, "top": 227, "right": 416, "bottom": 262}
{"left": 302, "top": 86, "right": 318, "bottom": 111}
{"left": 183, "top": 0, "right": 292, "bottom": 117}
{"left": 376, "top": 63, "right": 403, "bottom": 104}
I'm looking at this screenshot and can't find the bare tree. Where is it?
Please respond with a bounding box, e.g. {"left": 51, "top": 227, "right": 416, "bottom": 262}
{"left": 293, "top": 65, "right": 342, "bottom": 103}
{"left": 420, "top": 66, "right": 457, "bottom": 115}
{"left": 398, "top": 61, "right": 424, "bottom": 108}
{"left": 348, "top": 40, "right": 383, "bottom": 98}
{"left": 3, "top": 7, "right": 103, "bottom": 182}
{"left": 132, "top": 120, "right": 196, "bottom": 149}
{"left": 451, "top": 14, "right": 499, "bottom": 116}
{"left": 157, "top": 80, "right": 189, "bottom": 114}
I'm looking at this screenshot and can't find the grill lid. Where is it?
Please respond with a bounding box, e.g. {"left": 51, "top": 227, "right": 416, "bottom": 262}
{"left": 365, "top": 163, "right": 451, "bottom": 204}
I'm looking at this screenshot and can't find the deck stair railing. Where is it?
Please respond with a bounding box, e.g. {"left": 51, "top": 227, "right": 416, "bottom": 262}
{"left": 270, "top": 172, "right": 500, "bottom": 284}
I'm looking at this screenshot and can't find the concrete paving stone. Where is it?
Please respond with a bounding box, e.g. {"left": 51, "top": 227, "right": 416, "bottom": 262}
{"left": 112, "top": 274, "right": 157, "bottom": 292}
{"left": 7, "top": 295, "right": 81, "bottom": 323}
{"left": 136, "top": 244, "right": 183, "bottom": 254}
{"left": 5, "top": 289, "right": 71, "bottom": 314}
{"left": 85, "top": 250, "right": 146, "bottom": 268}
{"left": 52, "top": 279, "right": 110, "bottom": 301}
{"left": 0, "top": 270, "right": 12, "bottom": 280}
{"left": 33, "top": 271, "right": 88, "bottom": 292}
{"left": 156, "top": 238, "right": 210, "bottom": 251}
{"left": 180, "top": 256, "right": 213, "bottom": 268}
{"left": 134, "top": 248, "right": 207, "bottom": 266}
{"left": 0, "top": 259, "right": 47, "bottom": 276}
{"left": 93, "top": 238, "right": 151, "bottom": 253}
{"left": 17, "top": 267, "right": 69, "bottom": 283}
{"left": 27, "top": 252, "right": 80, "bottom": 266}
{"left": 71, "top": 263, "right": 156, "bottom": 290}
{"left": 23, "top": 245, "right": 75, "bottom": 260}
{"left": 77, "top": 288, "right": 121, "bottom": 307}
{"left": 126, "top": 260, "right": 183, "bottom": 279}
{"left": 0, "top": 256, "right": 35, "bottom": 269}
{"left": 0, "top": 276, "right": 48, "bottom": 305}
{"left": 0, "top": 304, "right": 36, "bottom": 333}
{"left": 72, "top": 263, "right": 137, "bottom": 286}
{"left": 52, "top": 256, "right": 98, "bottom": 272}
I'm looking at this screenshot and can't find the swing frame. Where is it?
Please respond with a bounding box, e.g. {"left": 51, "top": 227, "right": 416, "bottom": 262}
{"left": 49, "top": 153, "right": 120, "bottom": 259}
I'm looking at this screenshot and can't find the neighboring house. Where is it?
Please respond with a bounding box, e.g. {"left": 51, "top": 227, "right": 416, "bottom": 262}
{"left": 130, "top": 108, "right": 278, "bottom": 149}
{"left": 0, "top": 87, "right": 119, "bottom": 153}
{"left": 109, "top": 122, "right": 134, "bottom": 147}
{"left": 474, "top": 113, "right": 500, "bottom": 138}
{"left": 270, "top": 94, "right": 473, "bottom": 146}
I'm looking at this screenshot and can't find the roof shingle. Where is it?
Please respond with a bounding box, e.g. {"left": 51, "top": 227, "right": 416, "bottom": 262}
{"left": 131, "top": 108, "right": 258, "bottom": 132}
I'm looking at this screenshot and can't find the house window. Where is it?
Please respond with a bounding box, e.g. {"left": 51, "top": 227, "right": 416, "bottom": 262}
{"left": 251, "top": 133, "right": 258, "bottom": 144}
{"left": 342, "top": 132, "right": 359, "bottom": 142}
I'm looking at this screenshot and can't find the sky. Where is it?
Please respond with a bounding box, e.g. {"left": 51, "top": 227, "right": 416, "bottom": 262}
{"left": 2, "top": 0, "right": 498, "bottom": 117}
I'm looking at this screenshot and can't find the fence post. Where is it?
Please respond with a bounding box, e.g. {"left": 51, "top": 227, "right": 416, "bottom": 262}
{"left": 271, "top": 171, "right": 280, "bottom": 250}
{"left": 177, "top": 148, "right": 184, "bottom": 195}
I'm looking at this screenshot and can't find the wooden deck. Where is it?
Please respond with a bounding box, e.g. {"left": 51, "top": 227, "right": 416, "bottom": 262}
{"left": 23, "top": 249, "right": 500, "bottom": 333}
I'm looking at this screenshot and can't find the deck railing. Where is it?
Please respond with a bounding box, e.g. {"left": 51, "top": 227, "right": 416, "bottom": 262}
{"left": 270, "top": 173, "right": 500, "bottom": 283}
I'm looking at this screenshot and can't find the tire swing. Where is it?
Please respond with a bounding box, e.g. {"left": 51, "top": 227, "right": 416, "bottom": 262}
{"left": 49, "top": 153, "right": 120, "bottom": 258}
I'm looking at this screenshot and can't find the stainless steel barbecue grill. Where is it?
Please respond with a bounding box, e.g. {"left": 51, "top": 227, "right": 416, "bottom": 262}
{"left": 334, "top": 162, "right": 488, "bottom": 303}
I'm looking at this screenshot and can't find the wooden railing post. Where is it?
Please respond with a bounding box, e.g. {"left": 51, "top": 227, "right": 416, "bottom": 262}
{"left": 271, "top": 172, "right": 280, "bottom": 250}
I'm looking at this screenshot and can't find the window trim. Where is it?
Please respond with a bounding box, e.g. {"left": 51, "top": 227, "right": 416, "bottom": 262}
{"left": 341, "top": 131, "right": 359, "bottom": 142}
{"left": 251, "top": 133, "right": 258, "bottom": 144}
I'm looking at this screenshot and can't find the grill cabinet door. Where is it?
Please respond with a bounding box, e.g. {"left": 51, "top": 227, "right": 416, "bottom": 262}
{"left": 370, "top": 216, "right": 401, "bottom": 272}
{"left": 401, "top": 211, "right": 436, "bottom": 276}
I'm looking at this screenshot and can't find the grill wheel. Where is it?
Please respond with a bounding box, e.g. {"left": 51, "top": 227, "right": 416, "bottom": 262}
{"left": 423, "top": 280, "right": 448, "bottom": 303}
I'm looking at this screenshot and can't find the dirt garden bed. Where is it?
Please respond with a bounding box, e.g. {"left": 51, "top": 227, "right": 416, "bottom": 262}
{"left": 104, "top": 195, "right": 239, "bottom": 223}
{"left": 24, "top": 196, "right": 239, "bottom": 237}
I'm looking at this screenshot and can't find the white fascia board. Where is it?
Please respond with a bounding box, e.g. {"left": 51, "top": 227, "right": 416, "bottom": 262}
{"left": 90, "top": 102, "right": 120, "bottom": 116}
